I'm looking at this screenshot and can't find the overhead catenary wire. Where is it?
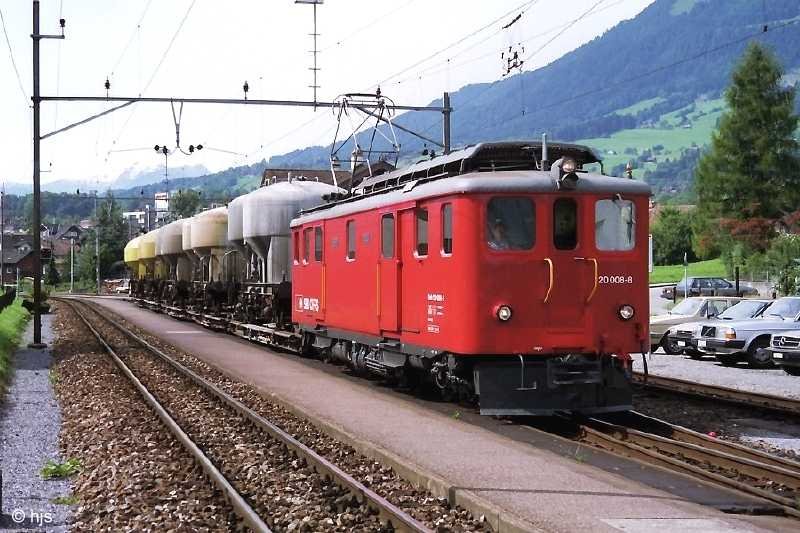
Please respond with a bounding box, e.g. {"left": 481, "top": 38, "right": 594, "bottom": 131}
{"left": 0, "top": 6, "right": 29, "bottom": 107}
{"left": 108, "top": 0, "right": 154, "bottom": 81}
{"left": 108, "top": 0, "right": 198, "bottom": 159}
{"left": 372, "top": 0, "right": 539, "bottom": 89}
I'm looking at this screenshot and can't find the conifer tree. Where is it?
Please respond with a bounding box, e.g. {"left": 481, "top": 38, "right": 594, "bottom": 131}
{"left": 694, "top": 43, "right": 800, "bottom": 258}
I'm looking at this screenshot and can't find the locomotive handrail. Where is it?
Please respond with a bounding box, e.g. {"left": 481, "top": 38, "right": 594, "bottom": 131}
{"left": 543, "top": 258, "right": 554, "bottom": 303}
{"left": 574, "top": 257, "right": 599, "bottom": 303}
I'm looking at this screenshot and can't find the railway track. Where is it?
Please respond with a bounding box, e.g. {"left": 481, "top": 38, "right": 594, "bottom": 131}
{"left": 60, "top": 297, "right": 433, "bottom": 533}
{"left": 633, "top": 372, "right": 800, "bottom": 417}
{"left": 539, "top": 410, "right": 800, "bottom": 518}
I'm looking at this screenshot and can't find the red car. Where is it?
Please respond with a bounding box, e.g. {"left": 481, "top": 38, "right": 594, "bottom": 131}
{"left": 291, "top": 141, "right": 650, "bottom": 415}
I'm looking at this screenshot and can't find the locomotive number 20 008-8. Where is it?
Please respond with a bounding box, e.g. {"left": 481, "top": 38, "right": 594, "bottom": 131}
{"left": 598, "top": 275, "right": 634, "bottom": 284}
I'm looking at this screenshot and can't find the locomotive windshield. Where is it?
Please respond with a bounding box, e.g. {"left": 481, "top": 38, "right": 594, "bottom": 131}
{"left": 595, "top": 199, "right": 635, "bottom": 251}
{"left": 486, "top": 197, "right": 535, "bottom": 250}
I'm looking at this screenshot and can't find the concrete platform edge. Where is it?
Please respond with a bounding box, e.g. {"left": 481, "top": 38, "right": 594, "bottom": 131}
{"left": 255, "top": 387, "right": 545, "bottom": 533}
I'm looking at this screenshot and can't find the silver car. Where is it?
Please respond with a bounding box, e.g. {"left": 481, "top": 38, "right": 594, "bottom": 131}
{"left": 693, "top": 297, "right": 800, "bottom": 368}
{"left": 665, "top": 299, "right": 772, "bottom": 358}
{"left": 767, "top": 329, "right": 800, "bottom": 376}
{"left": 649, "top": 297, "right": 741, "bottom": 354}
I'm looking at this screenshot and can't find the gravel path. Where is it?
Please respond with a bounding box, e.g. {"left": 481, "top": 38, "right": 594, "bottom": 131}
{"left": 0, "top": 314, "right": 72, "bottom": 532}
{"left": 51, "top": 302, "right": 239, "bottom": 531}
{"left": 632, "top": 352, "right": 800, "bottom": 400}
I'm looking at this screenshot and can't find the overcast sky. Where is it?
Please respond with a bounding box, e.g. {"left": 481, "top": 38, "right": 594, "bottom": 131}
{"left": 0, "top": 0, "right": 653, "bottom": 186}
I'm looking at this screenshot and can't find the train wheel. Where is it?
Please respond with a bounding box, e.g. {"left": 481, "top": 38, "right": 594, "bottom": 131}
{"left": 746, "top": 338, "right": 774, "bottom": 369}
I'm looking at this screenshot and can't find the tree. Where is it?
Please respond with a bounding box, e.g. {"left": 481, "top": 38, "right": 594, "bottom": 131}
{"left": 75, "top": 193, "right": 127, "bottom": 285}
{"left": 651, "top": 207, "right": 695, "bottom": 265}
{"left": 763, "top": 234, "right": 800, "bottom": 296}
{"left": 170, "top": 189, "right": 201, "bottom": 218}
{"left": 45, "top": 255, "right": 60, "bottom": 286}
{"left": 694, "top": 43, "right": 800, "bottom": 261}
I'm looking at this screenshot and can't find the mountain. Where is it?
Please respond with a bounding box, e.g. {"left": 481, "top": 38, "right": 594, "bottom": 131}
{"left": 37, "top": 163, "right": 210, "bottom": 194}
{"left": 266, "top": 0, "right": 800, "bottom": 193}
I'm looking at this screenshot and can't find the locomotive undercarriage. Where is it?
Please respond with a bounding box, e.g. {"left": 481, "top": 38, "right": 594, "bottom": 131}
{"left": 305, "top": 331, "right": 632, "bottom": 415}
{"left": 128, "top": 285, "right": 631, "bottom": 414}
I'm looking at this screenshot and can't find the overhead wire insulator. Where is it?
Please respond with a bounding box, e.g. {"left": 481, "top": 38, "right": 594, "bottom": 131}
{"left": 104, "top": 78, "right": 111, "bottom": 98}
{"left": 243, "top": 81, "right": 249, "bottom": 100}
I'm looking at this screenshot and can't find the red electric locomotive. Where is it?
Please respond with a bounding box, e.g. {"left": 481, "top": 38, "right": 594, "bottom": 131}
{"left": 291, "top": 141, "right": 650, "bottom": 415}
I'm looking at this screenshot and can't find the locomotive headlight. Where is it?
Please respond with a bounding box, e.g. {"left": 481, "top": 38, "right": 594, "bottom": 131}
{"left": 496, "top": 305, "right": 513, "bottom": 322}
{"left": 618, "top": 304, "right": 635, "bottom": 321}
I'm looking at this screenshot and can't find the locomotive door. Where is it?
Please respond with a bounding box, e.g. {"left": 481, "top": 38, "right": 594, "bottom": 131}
{"left": 544, "top": 196, "right": 591, "bottom": 344}
{"left": 378, "top": 213, "right": 400, "bottom": 332}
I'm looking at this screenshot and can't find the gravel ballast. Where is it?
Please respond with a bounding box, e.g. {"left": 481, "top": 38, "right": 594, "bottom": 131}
{"left": 77, "top": 299, "right": 490, "bottom": 532}
{"left": 51, "top": 303, "right": 239, "bottom": 531}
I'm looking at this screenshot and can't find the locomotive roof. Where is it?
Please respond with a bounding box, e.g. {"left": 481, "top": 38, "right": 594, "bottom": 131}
{"left": 355, "top": 140, "right": 600, "bottom": 194}
{"left": 292, "top": 167, "right": 651, "bottom": 227}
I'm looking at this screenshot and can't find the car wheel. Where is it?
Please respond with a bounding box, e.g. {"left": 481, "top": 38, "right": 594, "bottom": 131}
{"left": 660, "top": 336, "right": 682, "bottom": 355}
{"left": 783, "top": 366, "right": 800, "bottom": 376}
{"left": 745, "top": 338, "right": 774, "bottom": 369}
{"left": 716, "top": 354, "right": 739, "bottom": 366}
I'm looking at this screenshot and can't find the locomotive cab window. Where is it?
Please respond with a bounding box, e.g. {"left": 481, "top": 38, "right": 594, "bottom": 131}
{"left": 303, "top": 228, "right": 312, "bottom": 263}
{"left": 442, "top": 204, "right": 453, "bottom": 255}
{"left": 314, "top": 226, "right": 323, "bottom": 261}
{"left": 381, "top": 214, "right": 394, "bottom": 259}
{"left": 553, "top": 198, "right": 577, "bottom": 250}
{"left": 486, "top": 197, "right": 535, "bottom": 250}
{"left": 415, "top": 208, "right": 428, "bottom": 256}
{"left": 346, "top": 220, "right": 356, "bottom": 260}
{"left": 293, "top": 232, "right": 300, "bottom": 263}
{"left": 595, "top": 199, "right": 635, "bottom": 251}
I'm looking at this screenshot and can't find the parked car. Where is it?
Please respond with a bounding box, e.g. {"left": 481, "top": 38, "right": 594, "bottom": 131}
{"left": 692, "top": 297, "right": 800, "bottom": 368}
{"left": 660, "top": 277, "right": 759, "bottom": 300}
{"left": 666, "top": 299, "right": 772, "bottom": 358}
{"left": 767, "top": 330, "right": 800, "bottom": 376}
{"left": 650, "top": 296, "right": 742, "bottom": 354}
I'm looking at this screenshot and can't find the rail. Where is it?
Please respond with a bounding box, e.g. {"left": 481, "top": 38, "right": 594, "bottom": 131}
{"left": 62, "top": 298, "right": 273, "bottom": 533}
{"left": 632, "top": 372, "right": 800, "bottom": 417}
{"left": 576, "top": 411, "right": 800, "bottom": 518}
{"left": 60, "top": 297, "right": 433, "bottom": 533}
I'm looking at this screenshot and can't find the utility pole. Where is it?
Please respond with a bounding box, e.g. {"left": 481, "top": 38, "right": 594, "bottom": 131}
{"left": 94, "top": 191, "right": 99, "bottom": 295}
{"left": 1, "top": 185, "right": 4, "bottom": 290}
{"left": 442, "top": 92, "right": 451, "bottom": 155}
{"left": 70, "top": 237, "right": 74, "bottom": 293}
{"left": 295, "top": 0, "right": 323, "bottom": 107}
{"left": 31, "top": 1, "right": 63, "bottom": 347}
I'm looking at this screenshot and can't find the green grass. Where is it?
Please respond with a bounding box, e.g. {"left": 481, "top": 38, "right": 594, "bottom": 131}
{"left": 0, "top": 299, "right": 32, "bottom": 398}
{"left": 649, "top": 258, "right": 727, "bottom": 284}
{"left": 40, "top": 458, "right": 81, "bottom": 479}
{"left": 615, "top": 96, "right": 665, "bottom": 116}
{"left": 52, "top": 495, "right": 79, "bottom": 505}
{"left": 577, "top": 98, "right": 725, "bottom": 178}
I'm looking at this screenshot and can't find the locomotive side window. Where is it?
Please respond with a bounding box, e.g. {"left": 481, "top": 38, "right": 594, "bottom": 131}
{"left": 486, "top": 197, "right": 535, "bottom": 250}
{"left": 442, "top": 204, "right": 453, "bottom": 255}
{"left": 381, "top": 214, "right": 394, "bottom": 259}
{"left": 595, "top": 199, "right": 635, "bottom": 251}
{"left": 553, "top": 198, "right": 577, "bottom": 250}
{"left": 303, "top": 228, "right": 312, "bottom": 263}
{"left": 416, "top": 208, "right": 428, "bottom": 256}
{"left": 293, "top": 231, "right": 300, "bottom": 263}
{"left": 346, "top": 220, "right": 356, "bottom": 260}
{"left": 314, "top": 226, "right": 323, "bottom": 261}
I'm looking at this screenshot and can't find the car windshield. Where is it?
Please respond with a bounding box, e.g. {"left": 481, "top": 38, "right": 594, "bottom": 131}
{"left": 670, "top": 298, "right": 703, "bottom": 315}
{"left": 762, "top": 298, "right": 800, "bottom": 320}
{"left": 718, "top": 300, "right": 765, "bottom": 319}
